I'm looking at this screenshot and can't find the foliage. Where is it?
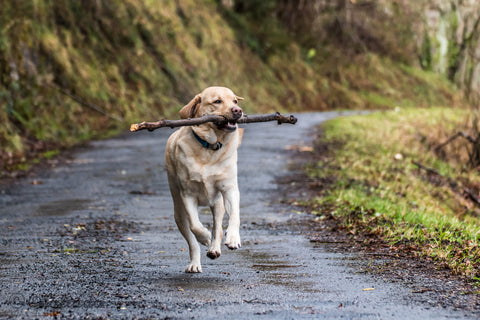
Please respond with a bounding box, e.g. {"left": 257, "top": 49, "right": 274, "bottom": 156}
{"left": 275, "top": 0, "right": 420, "bottom": 64}
{"left": 0, "top": 0, "right": 463, "bottom": 175}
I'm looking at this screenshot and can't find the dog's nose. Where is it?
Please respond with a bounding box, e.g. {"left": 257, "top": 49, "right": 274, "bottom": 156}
{"left": 231, "top": 106, "right": 243, "bottom": 119}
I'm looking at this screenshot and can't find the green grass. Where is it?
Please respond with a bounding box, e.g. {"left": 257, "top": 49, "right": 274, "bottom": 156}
{"left": 307, "top": 108, "right": 480, "bottom": 278}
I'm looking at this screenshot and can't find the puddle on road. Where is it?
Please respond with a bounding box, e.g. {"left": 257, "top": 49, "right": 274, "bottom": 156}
{"left": 111, "top": 172, "right": 153, "bottom": 182}
{"left": 163, "top": 275, "right": 232, "bottom": 292}
{"left": 237, "top": 248, "right": 321, "bottom": 293}
{"left": 262, "top": 274, "right": 320, "bottom": 294}
{"left": 34, "top": 199, "right": 92, "bottom": 216}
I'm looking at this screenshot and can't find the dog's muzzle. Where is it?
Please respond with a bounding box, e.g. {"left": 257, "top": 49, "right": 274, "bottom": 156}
{"left": 216, "top": 107, "right": 243, "bottom": 132}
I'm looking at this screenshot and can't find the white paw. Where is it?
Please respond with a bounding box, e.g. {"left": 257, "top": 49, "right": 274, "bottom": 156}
{"left": 224, "top": 230, "right": 241, "bottom": 250}
{"left": 185, "top": 263, "right": 202, "bottom": 273}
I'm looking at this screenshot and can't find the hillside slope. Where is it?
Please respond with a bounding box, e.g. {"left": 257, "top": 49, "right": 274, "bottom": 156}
{"left": 0, "top": 0, "right": 460, "bottom": 174}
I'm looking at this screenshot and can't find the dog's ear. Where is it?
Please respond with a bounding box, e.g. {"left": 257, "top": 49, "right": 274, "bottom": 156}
{"left": 236, "top": 95, "right": 244, "bottom": 101}
{"left": 179, "top": 94, "right": 201, "bottom": 119}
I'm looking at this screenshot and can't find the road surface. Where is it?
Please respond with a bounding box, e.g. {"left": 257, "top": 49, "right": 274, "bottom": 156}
{"left": 0, "top": 112, "right": 475, "bottom": 319}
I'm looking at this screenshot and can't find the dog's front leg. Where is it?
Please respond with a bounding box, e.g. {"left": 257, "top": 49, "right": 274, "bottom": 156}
{"left": 207, "top": 198, "right": 225, "bottom": 259}
{"left": 222, "top": 187, "right": 241, "bottom": 249}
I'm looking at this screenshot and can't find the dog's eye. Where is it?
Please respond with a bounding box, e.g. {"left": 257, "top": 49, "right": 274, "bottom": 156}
{"left": 213, "top": 99, "right": 222, "bottom": 104}
{"left": 233, "top": 99, "right": 238, "bottom": 104}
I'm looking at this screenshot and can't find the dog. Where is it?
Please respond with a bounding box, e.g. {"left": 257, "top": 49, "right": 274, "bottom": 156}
{"left": 165, "top": 86, "right": 244, "bottom": 273}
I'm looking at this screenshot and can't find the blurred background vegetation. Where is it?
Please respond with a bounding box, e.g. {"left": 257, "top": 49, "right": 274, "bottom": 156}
{"left": 1, "top": 0, "right": 479, "bottom": 173}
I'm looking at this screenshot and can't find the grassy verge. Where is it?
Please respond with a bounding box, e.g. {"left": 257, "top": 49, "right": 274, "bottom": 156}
{"left": 305, "top": 108, "right": 480, "bottom": 279}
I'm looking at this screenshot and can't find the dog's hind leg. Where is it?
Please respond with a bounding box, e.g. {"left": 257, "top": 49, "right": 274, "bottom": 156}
{"left": 181, "top": 196, "right": 212, "bottom": 248}
{"left": 173, "top": 201, "right": 204, "bottom": 273}
{"left": 207, "top": 198, "right": 225, "bottom": 259}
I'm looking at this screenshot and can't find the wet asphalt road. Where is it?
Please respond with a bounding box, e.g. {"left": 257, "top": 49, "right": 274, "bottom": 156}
{"left": 0, "top": 112, "right": 476, "bottom": 319}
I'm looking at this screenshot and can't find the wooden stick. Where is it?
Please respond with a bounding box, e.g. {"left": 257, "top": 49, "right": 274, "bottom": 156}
{"left": 130, "top": 112, "right": 297, "bottom": 132}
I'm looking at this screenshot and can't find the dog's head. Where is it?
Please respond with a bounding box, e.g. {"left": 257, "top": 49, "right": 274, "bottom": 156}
{"left": 179, "top": 87, "right": 244, "bottom": 133}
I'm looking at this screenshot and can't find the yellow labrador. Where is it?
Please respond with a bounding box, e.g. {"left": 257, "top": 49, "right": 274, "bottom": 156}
{"left": 165, "top": 87, "right": 244, "bottom": 273}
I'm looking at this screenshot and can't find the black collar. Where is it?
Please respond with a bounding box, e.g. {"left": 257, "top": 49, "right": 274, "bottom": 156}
{"left": 191, "top": 129, "right": 222, "bottom": 151}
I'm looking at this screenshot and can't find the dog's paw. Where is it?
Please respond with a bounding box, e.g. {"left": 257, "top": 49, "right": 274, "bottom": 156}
{"left": 224, "top": 231, "right": 241, "bottom": 250}
{"left": 206, "top": 249, "right": 221, "bottom": 260}
{"left": 185, "top": 263, "right": 202, "bottom": 273}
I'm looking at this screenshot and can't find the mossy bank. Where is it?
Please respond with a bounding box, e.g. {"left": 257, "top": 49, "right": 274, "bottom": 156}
{"left": 0, "top": 1, "right": 460, "bottom": 175}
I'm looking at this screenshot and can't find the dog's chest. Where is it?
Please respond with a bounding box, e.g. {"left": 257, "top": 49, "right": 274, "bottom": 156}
{"left": 186, "top": 164, "right": 230, "bottom": 205}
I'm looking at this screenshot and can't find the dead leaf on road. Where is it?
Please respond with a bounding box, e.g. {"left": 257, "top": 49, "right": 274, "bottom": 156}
{"left": 285, "top": 145, "right": 313, "bottom": 152}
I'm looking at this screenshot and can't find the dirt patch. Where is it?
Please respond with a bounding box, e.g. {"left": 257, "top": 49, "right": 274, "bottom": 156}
{"left": 279, "top": 141, "right": 480, "bottom": 314}
{"left": 0, "top": 144, "right": 81, "bottom": 183}
{"left": 58, "top": 217, "right": 143, "bottom": 238}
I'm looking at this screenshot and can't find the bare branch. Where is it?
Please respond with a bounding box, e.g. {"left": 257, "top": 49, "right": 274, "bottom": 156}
{"left": 412, "top": 160, "right": 480, "bottom": 207}
{"left": 47, "top": 83, "right": 124, "bottom": 122}
{"left": 434, "top": 131, "right": 475, "bottom": 152}
{"left": 411, "top": 161, "right": 441, "bottom": 176}
{"left": 465, "top": 187, "right": 480, "bottom": 206}
{"left": 130, "top": 112, "right": 298, "bottom": 132}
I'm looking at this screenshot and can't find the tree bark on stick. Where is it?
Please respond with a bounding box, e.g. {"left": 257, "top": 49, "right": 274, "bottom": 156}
{"left": 130, "top": 112, "right": 297, "bottom": 132}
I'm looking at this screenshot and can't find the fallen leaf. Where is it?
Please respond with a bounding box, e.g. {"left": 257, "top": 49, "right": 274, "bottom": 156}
{"left": 300, "top": 146, "right": 313, "bottom": 152}
{"left": 412, "top": 288, "right": 433, "bottom": 293}
{"left": 284, "top": 145, "right": 313, "bottom": 152}
{"left": 177, "top": 287, "right": 184, "bottom": 292}
{"left": 362, "top": 288, "right": 375, "bottom": 291}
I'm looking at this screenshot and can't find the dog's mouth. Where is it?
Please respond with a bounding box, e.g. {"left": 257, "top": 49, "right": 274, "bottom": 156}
{"left": 215, "top": 118, "right": 238, "bottom": 132}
